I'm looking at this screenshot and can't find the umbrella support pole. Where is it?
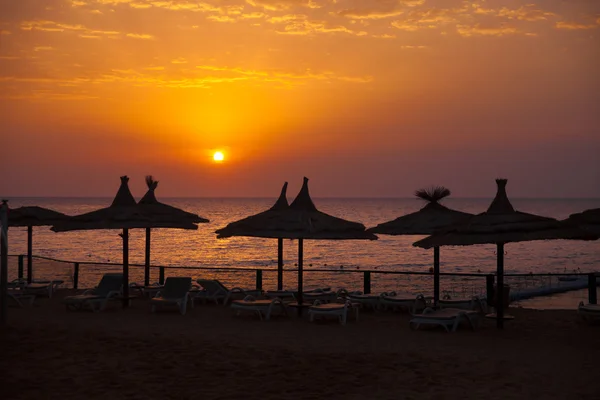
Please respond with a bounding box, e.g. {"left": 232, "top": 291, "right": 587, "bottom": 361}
{"left": 433, "top": 246, "right": 440, "bottom": 307}
{"left": 1, "top": 202, "right": 8, "bottom": 327}
{"left": 496, "top": 243, "right": 505, "bottom": 329}
{"left": 277, "top": 238, "right": 283, "bottom": 290}
{"left": 122, "top": 229, "right": 129, "bottom": 309}
{"left": 27, "top": 225, "right": 33, "bottom": 284}
{"left": 297, "top": 239, "right": 303, "bottom": 317}
{"left": 145, "top": 228, "right": 151, "bottom": 287}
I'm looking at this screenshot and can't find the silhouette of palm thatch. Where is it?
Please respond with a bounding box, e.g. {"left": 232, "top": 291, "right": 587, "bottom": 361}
{"left": 565, "top": 208, "right": 600, "bottom": 235}
{"left": 368, "top": 186, "right": 473, "bottom": 305}
{"left": 413, "top": 179, "right": 597, "bottom": 329}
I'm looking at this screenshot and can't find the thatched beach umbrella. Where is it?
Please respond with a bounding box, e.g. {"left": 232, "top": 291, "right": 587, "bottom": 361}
{"left": 137, "top": 176, "right": 209, "bottom": 286}
{"left": 413, "top": 179, "right": 597, "bottom": 328}
{"left": 8, "top": 206, "right": 68, "bottom": 283}
{"left": 215, "top": 182, "right": 289, "bottom": 290}
{"left": 217, "top": 177, "right": 377, "bottom": 314}
{"left": 52, "top": 176, "right": 197, "bottom": 308}
{"left": 367, "top": 187, "right": 473, "bottom": 305}
{"left": 565, "top": 208, "right": 600, "bottom": 235}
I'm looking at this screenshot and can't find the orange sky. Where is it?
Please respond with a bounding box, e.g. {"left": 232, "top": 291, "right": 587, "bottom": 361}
{"left": 1, "top": 0, "right": 599, "bottom": 198}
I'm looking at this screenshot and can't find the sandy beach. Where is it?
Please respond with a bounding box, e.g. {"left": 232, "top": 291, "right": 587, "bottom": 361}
{"left": 1, "top": 292, "right": 598, "bottom": 400}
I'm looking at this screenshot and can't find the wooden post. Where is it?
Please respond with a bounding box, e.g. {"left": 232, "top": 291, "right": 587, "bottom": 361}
{"left": 159, "top": 267, "right": 165, "bottom": 285}
{"left": 364, "top": 271, "right": 371, "bottom": 294}
{"left": 496, "top": 243, "right": 505, "bottom": 329}
{"left": 122, "top": 228, "right": 129, "bottom": 309}
{"left": 486, "top": 274, "right": 495, "bottom": 308}
{"left": 18, "top": 254, "right": 24, "bottom": 280}
{"left": 588, "top": 273, "right": 597, "bottom": 305}
{"left": 433, "top": 246, "right": 440, "bottom": 306}
{"left": 27, "top": 225, "right": 33, "bottom": 283}
{"left": 297, "top": 239, "right": 303, "bottom": 317}
{"left": 73, "top": 262, "right": 79, "bottom": 290}
{"left": 277, "top": 238, "right": 283, "bottom": 290}
{"left": 1, "top": 200, "right": 8, "bottom": 327}
{"left": 144, "top": 227, "right": 151, "bottom": 287}
{"left": 256, "top": 269, "right": 263, "bottom": 292}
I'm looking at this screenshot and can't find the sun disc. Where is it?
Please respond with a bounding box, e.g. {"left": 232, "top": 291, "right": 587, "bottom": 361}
{"left": 213, "top": 151, "right": 224, "bottom": 162}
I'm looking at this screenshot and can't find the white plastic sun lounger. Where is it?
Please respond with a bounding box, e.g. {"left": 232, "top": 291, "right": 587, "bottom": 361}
{"left": 193, "top": 279, "right": 262, "bottom": 305}
{"left": 150, "top": 277, "right": 192, "bottom": 315}
{"left": 308, "top": 299, "right": 359, "bottom": 326}
{"left": 230, "top": 296, "right": 288, "bottom": 320}
{"left": 578, "top": 302, "right": 600, "bottom": 323}
{"left": 380, "top": 293, "right": 429, "bottom": 313}
{"left": 439, "top": 296, "right": 488, "bottom": 314}
{"left": 63, "top": 273, "right": 123, "bottom": 312}
{"left": 410, "top": 308, "right": 479, "bottom": 333}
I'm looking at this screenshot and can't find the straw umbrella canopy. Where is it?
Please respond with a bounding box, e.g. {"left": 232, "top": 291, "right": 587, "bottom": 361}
{"left": 565, "top": 208, "right": 600, "bottom": 235}
{"left": 137, "top": 176, "right": 209, "bottom": 286}
{"left": 215, "top": 182, "right": 290, "bottom": 290}
{"left": 413, "top": 179, "right": 597, "bottom": 329}
{"left": 216, "top": 177, "right": 377, "bottom": 314}
{"left": 8, "top": 206, "right": 68, "bottom": 283}
{"left": 51, "top": 176, "right": 197, "bottom": 308}
{"left": 367, "top": 187, "right": 473, "bottom": 305}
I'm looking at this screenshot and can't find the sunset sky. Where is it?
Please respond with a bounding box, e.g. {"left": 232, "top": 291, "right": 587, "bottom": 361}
{"left": 1, "top": 0, "right": 599, "bottom": 198}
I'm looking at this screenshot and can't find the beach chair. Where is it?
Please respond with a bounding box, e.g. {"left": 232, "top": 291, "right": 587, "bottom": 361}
{"left": 439, "top": 295, "right": 488, "bottom": 314}
{"left": 230, "top": 295, "right": 288, "bottom": 320}
{"left": 193, "top": 279, "right": 261, "bottom": 305}
{"left": 308, "top": 298, "right": 359, "bottom": 326}
{"left": 409, "top": 307, "right": 479, "bottom": 333}
{"left": 7, "top": 289, "right": 36, "bottom": 307}
{"left": 62, "top": 273, "right": 123, "bottom": 312}
{"left": 577, "top": 302, "right": 600, "bottom": 324}
{"left": 380, "top": 293, "right": 429, "bottom": 313}
{"left": 150, "top": 277, "right": 192, "bottom": 315}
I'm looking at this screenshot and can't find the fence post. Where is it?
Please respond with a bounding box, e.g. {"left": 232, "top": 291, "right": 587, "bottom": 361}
{"left": 18, "top": 255, "right": 24, "bottom": 280}
{"left": 486, "top": 274, "right": 494, "bottom": 307}
{"left": 588, "top": 273, "right": 597, "bottom": 305}
{"left": 256, "top": 269, "right": 263, "bottom": 292}
{"left": 159, "top": 267, "right": 165, "bottom": 285}
{"left": 364, "top": 271, "right": 371, "bottom": 294}
{"left": 73, "top": 262, "right": 79, "bottom": 290}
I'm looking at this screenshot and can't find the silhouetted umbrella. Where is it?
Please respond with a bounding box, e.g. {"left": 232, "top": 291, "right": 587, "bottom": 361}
{"left": 52, "top": 176, "right": 197, "bottom": 307}
{"left": 413, "top": 179, "right": 597, "bottom": 328}
{"left": 368, "top": 187, "right": 473, "bottom": 305}
{"left": 215, "top": 182, "right": 289, "bottom": 289}
{"left": 8, "top": 206, "right": 68, "bottom": 283}
{"left": 137, "top": 176, "right": 209, "bottom": 286}
{"left": 217, "top": 177, "right": 377, "bottom": 314}
{"left": 565, "top": 208, "right": 600, "bottom": 235}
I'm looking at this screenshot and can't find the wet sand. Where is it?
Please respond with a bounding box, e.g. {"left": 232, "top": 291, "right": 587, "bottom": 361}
{"left": 1, "top": 291, "right": 598, "bottom": 400}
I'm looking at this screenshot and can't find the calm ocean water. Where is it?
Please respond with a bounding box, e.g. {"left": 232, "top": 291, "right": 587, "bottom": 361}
{"left": 3, "top": 197, "right": 599, "bottom": 301}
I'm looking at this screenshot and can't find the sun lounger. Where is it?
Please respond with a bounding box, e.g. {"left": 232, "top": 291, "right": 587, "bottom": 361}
{"left": 409, "top": 307, "right": 479, "bottom": 333}
{"left": 380, "top": 293, "right": 429, "bottom": 313}
{"left": 231, "top": 296, "right": 288, "bottom": 320}
{"left": 439, "top": 296, "right": 488, "bottom": 314}
{"left": 62, "top": 273, "right": 123, "bottom": 312}
{"left": 347, "top": 292, "right": 383, "bottom": 310}
{"left": 7, "top": 289, "right": 36, "bottom": 307}
{"left": 578, "top": 302, "right": 600, "bottom": 323}
{"left": 150, "top": 277, "right": 192, "bottom": 315}
{"left": 193, "top": 279, "right": 261, "bottom": 305}
{"left": 308, "top": 298, "right": 360, "bottom": 325}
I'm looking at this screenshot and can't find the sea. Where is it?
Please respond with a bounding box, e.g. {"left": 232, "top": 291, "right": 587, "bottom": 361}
{"left": 3, "top": 197, "right": 599, "bottom": 308}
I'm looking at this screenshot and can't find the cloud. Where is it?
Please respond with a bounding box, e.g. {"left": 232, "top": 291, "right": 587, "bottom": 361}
{"left": 33, "top": 46, "right": 54, "bottom": 51}
{"left": 555, "top": 21, "right": 599, "bottom": 30}
{"left": 0, "top": 30, "right": 11, "bottom": 35}
{"left": 207, "top": 15, "right": 237, "bottom": 23}
{"left": 21, "top": 20, "right": 124, "bottom": 38}
{"left": 390, "top": 8, "right": 460, "bottom": 31}
{"left": 456, "top": 24, "right": 533, "bottom": 37}
{"left": 335, "top": 0, "right": 425, "bottom": 20}
{"left": 171, "top": 57, "right": 188, "bottom": 64}
{"left": 125, "top": 33, "right": 155, "bottom": 39}
{"left": 472, "top": 4, "right": 555, "bottom": 21}
{"left": 277, "top": 20, "right": 368, "bottom": 36}
{"left": 245, "top": 0, "right": 321, "bottom": 11}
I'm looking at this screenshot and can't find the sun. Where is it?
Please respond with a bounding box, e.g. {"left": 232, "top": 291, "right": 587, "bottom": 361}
{"left": 213, "top": 151, "right": 225, "bottom": 162}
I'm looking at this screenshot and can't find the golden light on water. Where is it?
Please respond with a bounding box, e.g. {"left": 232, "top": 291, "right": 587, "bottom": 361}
{"left": 213, "top": 151, "right": 225, "bottom": 162}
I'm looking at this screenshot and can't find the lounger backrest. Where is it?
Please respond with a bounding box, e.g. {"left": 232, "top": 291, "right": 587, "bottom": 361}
{"left": 163, "top": 277, "right": 192, "bottom": 299}
{"left": 95, "top": 273, "right": 123, "bottom": 296}
{"left": 197, "top": 279, "right": 228, "bottom": 295}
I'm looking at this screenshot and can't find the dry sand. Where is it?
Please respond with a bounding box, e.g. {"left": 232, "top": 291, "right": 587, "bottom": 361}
{"left": 1, "top": 291, "right": 598, "bottom": 400}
